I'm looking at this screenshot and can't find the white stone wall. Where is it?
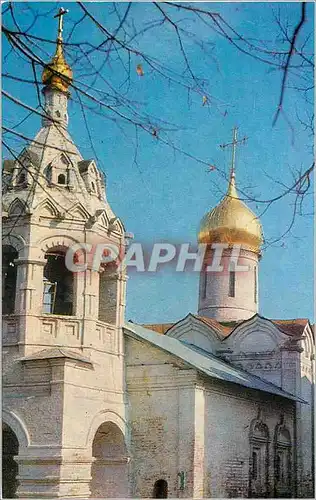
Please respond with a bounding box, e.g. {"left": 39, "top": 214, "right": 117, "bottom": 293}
{"left": 204, "top": 380, "right": 295, "bottom": 498}
{"left": 126, "top": 334, "right": 297, "bottom": 498}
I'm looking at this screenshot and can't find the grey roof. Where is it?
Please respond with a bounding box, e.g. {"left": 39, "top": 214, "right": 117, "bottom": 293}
{"left": 124, "top": 322, "right": 306, "bottom": 403}
{"left": 19, "top": 347, "right": 92, "bottom": 365}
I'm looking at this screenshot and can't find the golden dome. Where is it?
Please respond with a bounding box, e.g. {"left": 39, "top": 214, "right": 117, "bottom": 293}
{"left": 198, "top": 171, "right": 263, "bottom": 253}
{"left": 42, "top": 9, "right": 73, "bottom": 93}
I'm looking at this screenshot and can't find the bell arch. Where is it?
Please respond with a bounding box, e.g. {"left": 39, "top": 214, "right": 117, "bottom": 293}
{"left": 2, "top": 234, "right": 26, "bottom": 254}
{"left": 43, "top": 245, "right": 74, "bottom": 315}
{"left": 39, "top": 234, "right": 80, "bottom": 254}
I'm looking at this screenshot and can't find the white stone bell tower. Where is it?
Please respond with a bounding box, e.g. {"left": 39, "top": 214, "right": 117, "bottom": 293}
{"left": 2, "top": 9, "right": 129, "bottom": 498}
{"left": 197, "top": 128, "right": 263, "bottom": 323}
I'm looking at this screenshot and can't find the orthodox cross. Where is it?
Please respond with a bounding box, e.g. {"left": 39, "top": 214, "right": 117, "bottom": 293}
{"left": 220, "top": 127, "right": 248, "bottom": 178}
{"left": 54, "top": 7, "right": 69, "bottom": 41}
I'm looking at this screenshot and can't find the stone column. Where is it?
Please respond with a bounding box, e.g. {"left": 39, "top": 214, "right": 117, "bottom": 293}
{"left": 14, "top": 257, "right": 47, "bottom": 355}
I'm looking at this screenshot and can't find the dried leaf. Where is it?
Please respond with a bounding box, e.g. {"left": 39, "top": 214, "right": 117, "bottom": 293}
{"left": 136, "top": 64, "right": 144, "bottom": 76}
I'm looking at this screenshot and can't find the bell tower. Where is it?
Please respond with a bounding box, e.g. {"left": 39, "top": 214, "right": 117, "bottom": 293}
{"left": 2, "top": 10, "right": 129, "bottom": 498}
{"left": 197, "top": 128, "right": 263, "bottom": 322}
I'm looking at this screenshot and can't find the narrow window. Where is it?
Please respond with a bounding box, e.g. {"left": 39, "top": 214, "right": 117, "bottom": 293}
{"left": 202, "top": 269, "right": 207, "bottom": 298}
{"left": 57, "top": 173, "right": 66, "bottom": 185}
{"left": 91, "top": 181, "right": 96, "bottom": 192}
{"left": 229, "top": 269, "right": 235, "bottom": 297}
{"left": 254, "top": 266, "right": 257, "bottom": 303}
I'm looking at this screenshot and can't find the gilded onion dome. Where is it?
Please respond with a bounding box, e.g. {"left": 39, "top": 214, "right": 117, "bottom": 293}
{"left": 42, "top": 9, "right": 73, "bottom": 93}
{"left": 198, "top": 170, "right": 263, "bottom": 254}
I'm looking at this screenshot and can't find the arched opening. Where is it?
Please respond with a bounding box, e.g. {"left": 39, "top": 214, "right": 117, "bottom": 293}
{"left": 43, "top": 249, "right": 74, "bottom": 315}
{"left": 91, "top": 181, "right": 96, "bottom": 193}
{"left": 249, "top": 417, "right": 269, "bottom": 498}
{"left": 57, "top": 173, "right": 66, "bottom": 185}
{"left": 274, "top": 423, "right": 292, "bottom": 497}
{"left": 2, "top": 245, "right": 18, "bottom": 315}
{"left": 90, "top": 421, "right": 128, "bottom": 498}
{"left": 2, "top": 423, "right": 19, "bottom": 498}
{"left": 153, "top": 479, "right": 168, "bottom": 498}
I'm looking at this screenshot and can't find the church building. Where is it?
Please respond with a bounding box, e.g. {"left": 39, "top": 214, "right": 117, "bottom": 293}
{"left": 2, "top": 12, "right": 314, "bottom": 499}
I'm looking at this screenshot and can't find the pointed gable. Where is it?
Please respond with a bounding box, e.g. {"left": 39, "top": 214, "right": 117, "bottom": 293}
{"left": 223, "top": 314, "right": 290, "bottom": 354}
{"left": 8, "top": 198, "right": 29, "bottom": 217}
{"left": 35, "top": 198, "right": 60, "bottom": 218}
{"left": 68, "top": 203, "right": 90, "bottom": 221}
{"left": 165, "top": 313, "right": 222, "bottom": 354}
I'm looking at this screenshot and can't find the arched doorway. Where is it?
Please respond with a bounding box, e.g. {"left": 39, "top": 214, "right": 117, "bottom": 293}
{"left": 153, "top": 479, "right": 168, "bottom": 498}
{"left": 2, "top": 423, "right": 19, "bottom": 498}
{"left": 90, "top": 421, "right": 128, "bottom": 498}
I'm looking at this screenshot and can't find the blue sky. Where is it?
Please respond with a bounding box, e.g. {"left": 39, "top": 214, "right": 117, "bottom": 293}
{"left": 2, "top": 2, "right": 314, "bottom": 323}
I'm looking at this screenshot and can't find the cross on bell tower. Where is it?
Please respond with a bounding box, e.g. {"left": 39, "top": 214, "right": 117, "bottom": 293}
{"left": 54, "top": 7, "right": 69, "bottom": 42}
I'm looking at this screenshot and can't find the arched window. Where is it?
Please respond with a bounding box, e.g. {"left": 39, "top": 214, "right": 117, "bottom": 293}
{"left": 153, "top": 479, "right": 168, "bottom": 498}
{"left": 249, "top": 414, "right": 269, "bottom": 497}
{"left": 57, "top": 173, "right": 66, "bottom": 185}
{"left": 91, "top": 181, "right": 96, "bottom": 193}
{"left": 43, "top": 250, "right": 73, "bottom": 315}
{"left": 274, "top": 419, "right": 292, "bottom": 497}
{"left": 2, "top": 246, "right": 18, "bottom": 315}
